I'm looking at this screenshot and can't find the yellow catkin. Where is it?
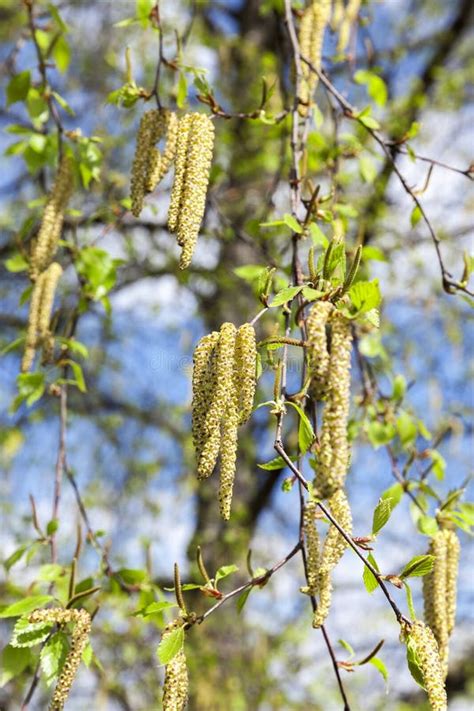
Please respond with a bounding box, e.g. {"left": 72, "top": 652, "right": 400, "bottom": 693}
{"left": 29, "top": 608, "right": 91, "bottom": 711}
{"left": 235, "top": 323, "right": 257, "bottom": 425}
{"left": 130, "top": 109, "right": 168, "bottom": 217}
{"left": 219, "top": 369, "right": 239, "bottom": 521}
{"left": 319, "top": 488, "right": 352, "bottom": 572}
{"left": 192, "top": 331, "right": 220, "bottom": 473}
{"left": 423, "top": 530, "right": 449, "bottom": 677}
{"left": 21, "top": 271, "right": 46, "bottom": 372}
{"left": 38, "top": 262, "right": 63, "bottom": 340}
{"left": 306, "top": 301, "right": 333, "bottom": 399}
{"left": 445, "top": 529, "right": 460, "bottom": 637}
{"left": 337, "top": 0, "right": 362, "bottom": 53}
{"left": 331, "top": 0, "right": 345, "bottom": 30}
{"left": 146, "top": 110, "right": 178, "bottom": 192}
{"left": 303, "top": 500, "right": 320, "bottom": 594}
{"left": 312, "top": 571, "right": 332, "bottom": 628}
{"left": 315, "top": 312, "right": 352, "bottom": 498}
{"left": 197, "top": 323, "right": 236, "bottom": 479}
{"left": 162, "top": 623, "right": 189, "bottom": 711}
{"left": 167, "top": 114, "right": 193, "bottom": 234}
{"left": 175, "top": 114, "right": 215, "bottom": 270}
{"left": 29, "top": 156, "right": 73, "bottom": 280}
{"left": 405, "top": 621, "right": 448, "bottom": 711}
{"left": 298, "top": 0, "right": 332, "bottom": 116}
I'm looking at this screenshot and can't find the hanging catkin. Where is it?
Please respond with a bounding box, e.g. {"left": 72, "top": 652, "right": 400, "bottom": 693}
{"left": 303, "top": 500, "right": 320, "bottom": 594}
{"left": 168, "top": 113, "right": 215, "bottom": 269}
{"left": 423, "top": 528, "right": 460, "bottom": 679}
{"left": 312, "top": 488, "right": 352, "bottom": 628}
{"left": 192, "top": 331, "right": 220, "bottom": 473}
{"left": 404, "top": 621, "right": 447, "bottom": 711}
{"left": 146, "top": 109, "right": 178, "bottom": 192}
{"left": 38, "top": 262, "right": 63, "bottom": 339}
{"left": 22, "top": 262, "right": 63, "bottom": 372}
{"left": 29, "top": 608, "right": 91, "bottom": 711}
{"left": 29, "top": 155, "right": 72, "bottom": 281}
{"left": 306, "top": 300, "right": 333, "bottom": 399}
{"left": 192, "top": 322, "right": 257, "bottom": 518}
{"left": 298, "top": 0, "right": 332, "bottom": 116}
{"left": 337, "top": 0, "right": 362, "bottom": 53}
{"left": 21, "top": 271, "right": 46, "bottom": 373}
{"left": 161, "top": 622, "right": 188, "bottom": 711}
{"left": 315, "top": 312, "right": 352, "bottom": 498}
{"left": 235, "top": 323, "right": 257, "bottom": 424}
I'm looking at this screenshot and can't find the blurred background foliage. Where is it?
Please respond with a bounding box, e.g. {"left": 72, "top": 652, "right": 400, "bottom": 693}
{"left": 0, "top": 0, "right": 473, "bottom": 709}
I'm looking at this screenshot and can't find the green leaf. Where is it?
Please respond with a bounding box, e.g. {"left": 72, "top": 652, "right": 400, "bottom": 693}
{"left": 404, "top": 580, "right": 417, "bottom": 620}
{"left": 40, "top": 632, "right": 69, "bottom": 685}
{"left": 52, "top": 91, "right": 75, "bottom": 116}
{"left": 76, "top": 247, "right": 118, "bottom": 300}
{"left": 427, "top": 449, "right": 446, "bottom": 480}
{"left": 369, "top": 656, "right": 389, "bottom": 686}
{"left": 349, "top": 279, "right": 382, "bottom": 314}
{"left": 406, "top": 636, "right": 425, "bottom": 689}
{"left": 362, "top": 553, "right": 379, "bottom": 594}
{"left": 283, "top": 213, "right": 303, "bottom": 234}
{"left": 0, "top": 595, "right": 53, "bottom": 619}
{"left": 269, "top": 285, "right": 304, "bottom": 307}
{"left": 381, "top": 482, "right": 403, "bottom": 509}
{"left": 257, "top": 455, "right": 291, "bottom": 471}
{"left": 136, "top": 0, "right": 154, "bottom": 24}
{"left": 7, "top": 71, "right": 31, "bottom": 106}
{"left": 410, "top": 205, "right": 422, "bottom": 227}
{"left": 63, "top": 360, "right": 87, "bottom": 393}
{"left": 391, "top": 374, "right": 406, "bottom": 401}
{"left": 176, "top": 72, "right": 188, "bottom": 109}
{"left": 4, "top": 544, "right": 28, "bottom": 571}
{"left": 116, "top": 568, "right": 146, "bottom": 585}
{"left": 48, "top": 3, "right": 68, "bottom": 32}
{"left": 309, "top": 223, "right": 329, "bottom": 247}
{"left": 140, "top": 601, "right": 177, "bottom": 617}
{"left": 234, "top": 265, "right": 267, "bottom": 283}
{"left": 372, "top": 498, "right": 393, "bottom": 535}
{"left": 82, "top": 643, "right": 93, "bottom": 667}
{"left": 5, "top": 253, "right": 28, "bottom": 272}
{"left": 359, "top": 155, "right": 377, "bottom": 183}
{"left": 367, "top": 421, "right": 396, "bottom": 448}
{"left": 362, "top": 246, "right": 387, "bottom": 262}
{"left": 301, "top": 287, "right": 324, "bottom": 301}
{"left": 287, "top": 402, "right": 315, "bottom": 454}
{"left": 417, "top": 515, "right": 439, "bottom": 536}
{"left": 400, "top": 554, "right": 435, "bottom": 579}
{"left": 157, "top": 626, "right": 184, "bottom": 665}
{"left": 354, "top": 70, "right": 388, "bottom": 107}
{"left": 357, "top": 107, "right": 381, "bottom": 130}
{"left": 215, "top": 564, "right": 239, "bottom": 585}
{"left": 237, "top": 587, "right": 252, "bottom": 613}
{"left": 338, "top": 639, "right": 355, "bottom": 657}
{"left": 53, "top": 35, "right": 71, "bottom": 73}
{"left": 0, "top": 646, "right": 33, "bottom": 687}
{"left": 10, "top": 617, "right": 53, "bottom": 648}
{"left": 397, "top": 411, "right": 418, "bottom": 446}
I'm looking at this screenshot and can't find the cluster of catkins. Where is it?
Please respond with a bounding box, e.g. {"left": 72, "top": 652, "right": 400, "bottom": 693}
{"left": 22, "top": 155, "right": 72, "bottom": 372}
{"left": 192, "top": 322, "right": 257, "bottom": 520}
{"left": 422, "top": 527, "right": 460, "bottom": 680}
{"left": 29, "top": 607, "right": 91, "bottom": 711}
{"left": 298, "top": 0, "right": 362, "bottom": 115}
{"left": 304, "top": 302, "right": 353, "bottom": 627}
{"left": 161, "top": 619, "right": 188, "bottom": 711}
{"left": 402, "top": 620, "right": 448, "bottom": 711}
{"left": 130, "top": 109, "right": 214, "bottom": 269}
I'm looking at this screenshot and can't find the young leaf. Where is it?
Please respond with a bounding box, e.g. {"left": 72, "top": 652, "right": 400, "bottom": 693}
{"left": 237, "top": 587, "right": 252, "bottom": 614}
{"left": 156, "top": 626, "right": 184, "bottom": 665}
{"left": 269, "top": 285, "right": 304, "bottom": 307}
{"left": 380, "top": 482, "right": 403, "bottom": 509}
{"left": 10, "top": 618, "right": 53, "bottom": 648}
{"left": 7, "top": 71, "right": 31, "bottom": 106}
{"left": 338, "top": 639, "right": 355, "bottom": 658}
{"left": 349, "top": 279, "right": 382, "bottom": 314}
{"left": 257, "top": 455, "right": 290, "bottom": 471}
{"left": 40, "top": 632, "right": 69, "bottom": 686}
{"left": 410, "top": 205, "right": 422, "bottom": 227}
{"left": 286, "top": 402, "right": 315, "bottom": 454}
{"left": 400, "top": 554, "right": 435, "bottom": 579}
{"left": 372, "top": 498, "right": 393, "bottom": 535}
{"left": 405, "top": 636, "right": 425, "bottom": 689}
{"left": 369, "top": 656, "right": 389, "bottom": 686}
{"left": 215, "top": 564, "right": 239, "bottom": 585}
{"left": 282, "top": 213, "right": 303, "bottom": 234}
{"left": 362, "top": 553, "right": 379, "bottom": 594}
{"left": 0, "top": 646, "right": 33, "bottom": 687}
{"left": 404, "top": 581, "right": 417, "bottom": 620}
{"left": 0, "top": 595, "right": 53, "bottom": 619}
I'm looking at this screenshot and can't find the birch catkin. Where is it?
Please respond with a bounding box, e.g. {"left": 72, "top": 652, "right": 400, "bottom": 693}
{"left": 21, "top": 271, "right": 46, "bottom": 373}
{"left": 38, "top": 262, "right": 63, "bottom": 339}
{"left": 337, "top": 0, "right": 362, "bottom": 53}
{"left": 146, "top": 109, "right": 178, "bottom": 192}
{"left": 168, "top": 113, "right": 215, "bottom": 269}
{"left": 298, "top": 0, "right": 331, "bottom": 115}
{"left": 192, "top": 322, "right": 257, "bottom": 518}
{"left": 29, "top": 155, "right": 72, "bottom": 281}
{"left": 162, "top": 622, "right": 188, "bottom": 711}
{"left": 303, "top": 500, "right": 320, "bottom": 594}
{"left": 315, "top": 312, "right": 352, "bottom": 498}
{"left": 235, "top": 323, "right": 257, "bottom": 424}
{"left": 405, "top": 621, "right": 448, "bottom": 711}
{"left": 445, "top": 529, "right": 460, "bottom": 636}
{"left": 29, "top": 608, "right": 91, "bottom": 711}
{"left": 22, "top": 263, "right": 63, "bottom": 372}
{"left": 312, "top": 571, "right": 332, "bottom": 628}
{"left": 306, "top": 301, "right": 333, "bottom": 399}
